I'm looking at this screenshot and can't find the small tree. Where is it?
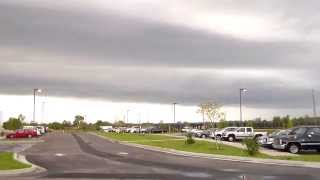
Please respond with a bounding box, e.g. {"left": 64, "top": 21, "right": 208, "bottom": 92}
{"left": 185, "top": 133, "right": 195, "bottom": 144}
{"left": 242, "top": 138, "right": 260, "bottom": 156}
{"left": 197, "top": 102, "right": 224, "bottom": 150}
{"left": 73, "top": 115, "right": 85, "bottom": 129}
{"left": 3, "top": 117, "right": 23, "bottom": 130}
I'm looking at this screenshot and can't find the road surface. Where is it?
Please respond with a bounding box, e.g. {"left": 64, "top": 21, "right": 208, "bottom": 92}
{"left": 5, "top": 132, "right": 320, "bottom": 180}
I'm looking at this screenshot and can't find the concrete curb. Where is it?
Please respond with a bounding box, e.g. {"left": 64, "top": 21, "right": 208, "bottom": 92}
{"left": 0, "top": 140, "right": 45, "bottom": 144}
{"left": 91, "top": 132, "right": 320, "bottom": 169}
{"left": 0, "top": 153, "right": 46, "bottom": 176}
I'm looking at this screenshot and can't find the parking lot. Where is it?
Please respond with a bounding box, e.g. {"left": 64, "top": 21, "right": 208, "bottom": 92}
{"left": 1, "top": 132, "right": 320, "bottom": 180}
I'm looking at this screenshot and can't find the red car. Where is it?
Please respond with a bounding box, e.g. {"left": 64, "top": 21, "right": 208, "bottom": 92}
{"left": 6, "top": 129, "right": 38, "bottom": 139}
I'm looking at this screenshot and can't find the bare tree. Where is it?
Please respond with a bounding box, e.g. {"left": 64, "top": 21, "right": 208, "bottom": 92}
{"left": 197, "top": 102, "right": 224, "bottom": 150}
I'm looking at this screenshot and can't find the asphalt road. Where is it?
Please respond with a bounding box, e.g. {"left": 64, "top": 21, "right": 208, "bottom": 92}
{"left": 5, "top": 132, "right": 320, "bottom": 180}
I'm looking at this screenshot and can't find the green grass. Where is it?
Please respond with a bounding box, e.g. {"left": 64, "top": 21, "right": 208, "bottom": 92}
{"left": 98, "top": 132, "right": 268, "bottom": 158}
{"left": 97, "top": 132, "right": 182, "bottom": 142}
{"left": 138, "top": 139, "right": 269, "bottom": 158}
{"left": 0, "top": 152, "right": 31, "bottom": 170}
{"left": 274, "top": 153, "right": 320, "bottom": 162}
{"left": 98, "top": 132, "right": 320, "bottom": 162}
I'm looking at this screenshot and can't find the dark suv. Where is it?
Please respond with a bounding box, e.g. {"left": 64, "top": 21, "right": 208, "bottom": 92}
{"left": 272, "top": 126, "right": 320, "bottom": 154}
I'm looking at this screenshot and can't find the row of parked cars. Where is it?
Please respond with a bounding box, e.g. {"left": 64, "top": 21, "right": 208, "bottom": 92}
{"left": 101, "top": 126, "right": 166, "bottom": 134}
{"left": 258, "top": 126, "right": 320, "bottom": 154}
{"left": 184, "top": 126, "right": 320, "bottom": 154}
{"left": 183, "top": 126, "right": 267, "bottom": 142}
{"left": 6, "top": 126, "right": 48, "bottom": 139}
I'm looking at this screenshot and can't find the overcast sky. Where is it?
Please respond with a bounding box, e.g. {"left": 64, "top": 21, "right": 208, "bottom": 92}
{"left": 0, "top": 0, "right": 319, "bottom": 123}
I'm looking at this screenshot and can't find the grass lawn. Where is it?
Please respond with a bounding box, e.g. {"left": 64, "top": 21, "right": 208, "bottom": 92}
{"left": 138, "top": 139, "right": 269, "bottom": 158}
{"left": 275, "top": 153, "right": 320, "bottom": 162}
{"left": 0, "top": 152, "right": 31, "bottom": 170}
{"left": 98, "top": 132, "right": 268, "bottom": 158}
{"left": 97, "top": 132, "right": 320, "bottom": 162}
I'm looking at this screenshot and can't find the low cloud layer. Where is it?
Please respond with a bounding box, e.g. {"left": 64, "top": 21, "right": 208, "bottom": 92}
{"left": 0, "top": 0, "right": 319, "bottom": 111}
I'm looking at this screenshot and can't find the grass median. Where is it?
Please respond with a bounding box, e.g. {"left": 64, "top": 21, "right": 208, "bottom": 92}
{"left": 0, "top": 152, "right": 31, "bottom": 170}
{"left": 97, "top": 132, "right": 320, "bottom": 162}
{"left": 97, "top": 132, "right": 269, "bottom": 158}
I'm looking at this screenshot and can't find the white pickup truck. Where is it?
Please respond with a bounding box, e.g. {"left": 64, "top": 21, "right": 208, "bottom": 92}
{"left": 222, "top": 127, "right": 267, "bottom": 142}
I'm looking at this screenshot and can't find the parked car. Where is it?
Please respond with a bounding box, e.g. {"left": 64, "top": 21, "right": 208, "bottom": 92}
{"left": 190, "top": 129, "right": 203, "bottom": 135}
{"left": 114, "top": 127, "right": 127, "bottom": 133}
{"left": 36, "top": 126, "right": 46, "bottom": 134}
{"left": 222, "top": 127, "right": 267, "bottom": 142}
{"left": 146, "top": 127, "right": 165, "bottom": 133}
{"left": 6, "top": 129, "right": 38, "bottom": 139}
{"left": 258, "top": 129, "right": 292, "bottom": 147}
{"left": 23, "top": 126, "right": 41, "bottom": 136}
{"left": 100, "top": 126, "right": 113, "bottom": 132}
{"left": 272, "top": 126, "right": 320, "bottom": 154}
{"left": 195, "top": 129, "right": 216, "bottom": 138}
{"left": 181, "top": 127, "right": 192, "bottom": 133}
{"left": 212, "top": 127, "right": 238, "bottom": 139}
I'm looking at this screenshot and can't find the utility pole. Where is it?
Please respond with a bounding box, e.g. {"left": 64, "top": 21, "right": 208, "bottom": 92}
{"left": 173, "top": 103, "right": 177, "bottom": 133}
{"left": 33, "top": 88, "right": 42, "bottom": 124}
{"left": 41, "top": 101, "right": 45, "bottom": 125}
{"left": 240, "top": 88, "right": 248, "bottom": 126}
{"left": 126, "top": 110, "right": 130, "bottom": 124}
{"left": 312, "top": 89, "right": 317, "bottom": 117}
{"left": 202, "top": 111, "right": 205, "bottom": 129}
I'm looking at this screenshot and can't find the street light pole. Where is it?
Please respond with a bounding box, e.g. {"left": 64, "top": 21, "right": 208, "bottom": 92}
{"left": 33, "top": 88, "right": 42, "bottom": 124}
{"left": 240, "top": 88, "right": 247, "bottom": 126}
{"left": 312, "top": 89, "right": 317, "bottom": 117}
{"left": 173, "top": 103, "right": 177, "bottom": 124}
{"left": 126, "top": 110, "right": 130, "bottom": 124}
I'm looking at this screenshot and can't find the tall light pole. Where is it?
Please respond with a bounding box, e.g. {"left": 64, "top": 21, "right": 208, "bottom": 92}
{"left": 240, "top": 88, "right": 248, "bottom": 125}
{"left": 126, "top": 110, "right": 130, "bottom": 124}
{"left": 173, "top": 103, "right": 177, "bottom": 124}
{"left": 33, "top": 88, "right": 42, "bottom": 124}
{"left": 312, "top": 89, "right": 317, "bottom": 117}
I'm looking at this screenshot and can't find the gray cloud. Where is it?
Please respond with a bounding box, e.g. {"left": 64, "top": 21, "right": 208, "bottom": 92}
{"left": 0, "top": 1, "right": 319, "bottom": 111}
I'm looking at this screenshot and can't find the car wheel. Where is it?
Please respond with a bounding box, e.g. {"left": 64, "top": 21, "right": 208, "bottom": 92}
{"left": 28, "top": 134, "right": 32, "bottom": 138}
{"left": 228, "top": 135, "right": 235, "bottom": 142}
{"left": 201, "top": 134, "right": 206, "bottom": 139}
{"left": 288, "top": 143, "right": 300, "bottom": 154}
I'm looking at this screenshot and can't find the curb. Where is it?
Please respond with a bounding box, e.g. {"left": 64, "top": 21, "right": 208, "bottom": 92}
{"left": 0, "top": 153, "right": 46, "bottom": 176}
{"left": 0, "top": 140, "right": 45, "bottom": 144}
{"left": 91, "top": 132, "right": 320, "bottom": 169}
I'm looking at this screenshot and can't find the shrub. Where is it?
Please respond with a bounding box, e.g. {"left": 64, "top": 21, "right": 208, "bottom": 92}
{"left": 242, "top": 138, "right": 260, "bottom": 156}
{"left": 185, "top": 133, "right": 195, "bottom": 144}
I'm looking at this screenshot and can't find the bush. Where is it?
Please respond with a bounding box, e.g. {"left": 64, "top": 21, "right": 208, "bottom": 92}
{"left": 0, "top": 131, "right": 4, "bottom": 137}
{"left": 185, "top": 133, "right": 195, "bottom": 144}
{"left": 242, "top": 138, "right": 260, "bottom": 156}
{"left": 3, "top": 118, "right": 23, "bottom": 130}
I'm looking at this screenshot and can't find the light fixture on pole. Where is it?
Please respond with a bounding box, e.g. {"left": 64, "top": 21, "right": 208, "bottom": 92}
{"left": 33, "top": 88, "right": 42, "bottom": 124}
{"left": 240, "top": 88, "right": 248, "bottom": 124}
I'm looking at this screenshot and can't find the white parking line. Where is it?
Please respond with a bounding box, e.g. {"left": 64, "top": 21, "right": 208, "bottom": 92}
{"left": 118, "top": 152, "right": 128, "bottom": 155}
{"left": 55, "top": 153, "right": 65, "bottom": 157}
{"left": 222, "top": 168, "right": 241, "bottom": 172}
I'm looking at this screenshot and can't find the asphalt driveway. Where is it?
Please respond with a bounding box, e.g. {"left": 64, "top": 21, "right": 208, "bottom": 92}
{"left": 4, "top": 132, "right": 320, "bottom": 180}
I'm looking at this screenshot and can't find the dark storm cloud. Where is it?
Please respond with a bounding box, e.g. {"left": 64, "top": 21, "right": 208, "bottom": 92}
{"left": 0, "top": 0, "right": 319, "bottom": 110}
